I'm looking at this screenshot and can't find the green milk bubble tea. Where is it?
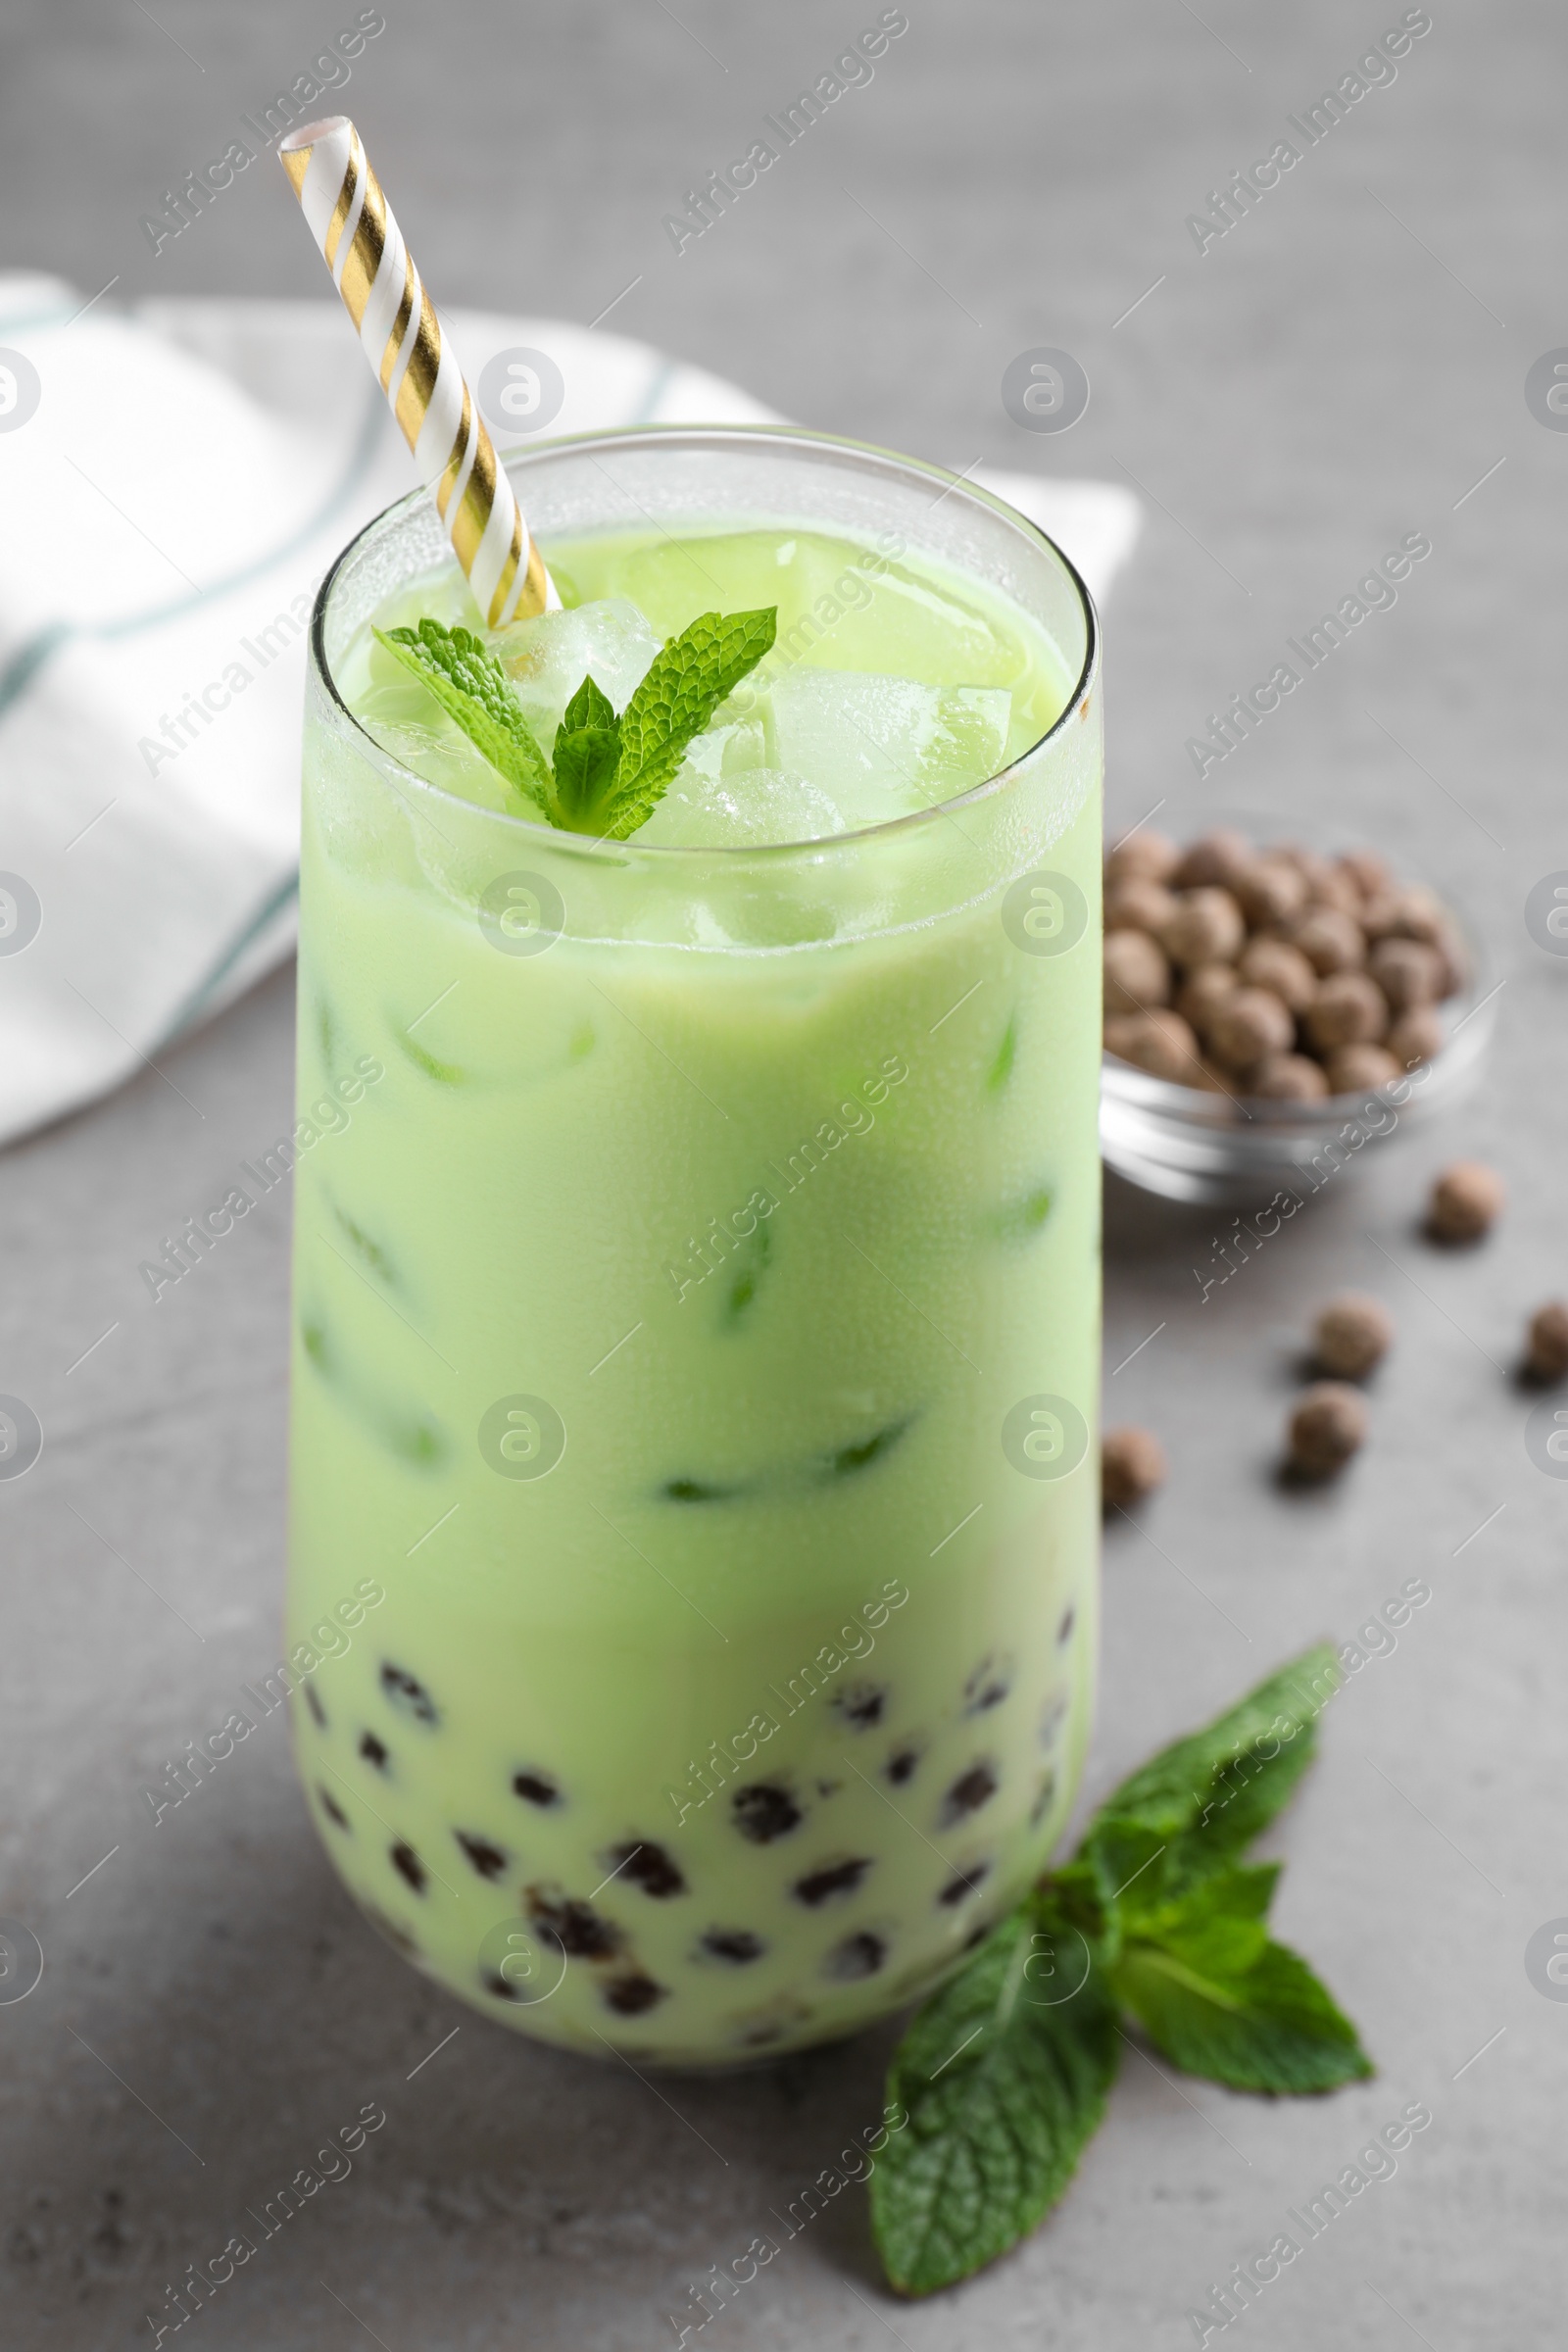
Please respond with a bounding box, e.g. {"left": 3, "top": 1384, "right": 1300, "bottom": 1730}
{"left": 287, "top": 493, "right": 1102, "bottom": 2065}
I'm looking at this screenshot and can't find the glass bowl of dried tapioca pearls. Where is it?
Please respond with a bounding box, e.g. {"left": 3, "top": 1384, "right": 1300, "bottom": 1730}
{"left": 1099, "top": 824, "right": 1495, "bottom": 1205}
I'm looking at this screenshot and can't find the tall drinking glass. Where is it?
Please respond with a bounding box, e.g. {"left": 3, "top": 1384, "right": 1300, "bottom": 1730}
{"left": 287, "top": 427, "right": 1102, "bottom": 2064}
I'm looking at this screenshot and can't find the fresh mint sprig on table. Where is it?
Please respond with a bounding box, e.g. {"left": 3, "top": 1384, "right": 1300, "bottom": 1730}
{"left": 871, "top": 1644, "right": 1370, "bottom": 2297}
{"left": 371, "top": 608, "right": 777, "bottom": 841}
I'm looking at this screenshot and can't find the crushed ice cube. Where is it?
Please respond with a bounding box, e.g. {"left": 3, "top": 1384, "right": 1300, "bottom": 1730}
{"left": 492, "top": 597, "right": 662, "bottom": 746}
{"left": 678, "top": 707, "right": 769, "bottom": 786}
{"left": 638, "top": 764, "right": 848, "bottom": 849}
{"left": 767, "top": 670, "right": 1012, "bottom": 824}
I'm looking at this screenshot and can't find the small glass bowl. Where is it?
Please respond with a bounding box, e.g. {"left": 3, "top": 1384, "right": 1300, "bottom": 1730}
{"left": 1099, "top": 825, "right": 1498, "bottom": 1206}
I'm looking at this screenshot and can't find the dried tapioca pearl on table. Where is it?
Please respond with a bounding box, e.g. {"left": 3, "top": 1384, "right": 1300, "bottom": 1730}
{"left": 1430, "top": 927, "right": 1469, "bottom": 1000}
{"left": 1387, "top": 1005, "right": 1445, "bottom": 1070}
{"left": 1237, "top": 935, "right": 1317, "bottom": 1013}
{"left": 1306, "top": 971, "right": 1389, "bottom": 1052}
{"left": 1104, "top": 828, "right": 1178, "bottom": 886}
{"left": 1368, "top": 937, "right": 1444, "bottom": 1012}
{"left": 1172, "top": 828, "right": 1251, "bottom": 890}
{"left": 1208, "top": 986, "right": 1295, "bottom": 1072}
{"left": 1337, "top": 847, "right": 1394, "bottom": 901}
{"left": 1233, "top": 856, "right": 1308, "bottom": 929}
{"left": 1313, "top": 1294, "right": 1394, "bottom": 1379}
{"left": 1292, "top": 906, "right": 1367, "bottom": 977}
{"left": 1101, "top": 1425, "right": 1167, "bottom": 1512}
{"left": 1525, "top": 1301, "right": 1568, "bottom": 1384}
{"left": 1104, "top": 876, "right": 1177, "bottom": 934}
{"left": 1376, "top": 883, "right": 1450, "bottom": 946}
{"left": 1175, "top": 961, "right": 1238, "bottom": 1035}
{"left": 1307, "top": 866, "right": 1366, "bottom": 917}
{"left": 1107, "top": 1008, "right": 1201, "bottom": 1081}
{"left": 1251, "top": 1052, "right": 1330, "bottom": 1102}
{"left": 1269, "top": 842, "right": 1335, "bottom": 891}
{"left": 1159, "top": 887, "right": 1247, "bottom": 968}
{"left": 1104, "top": 928, "right": 1171, "bottom": 1015}
{"left": 1426, "top": 1160, "right": 1504, "bottom": 1245}
{"left": 1287, "top": 1383, "right": 1368, "bottom": 1478}
{"left": 1324, "top": 1043, "right": 1402, "bottom": 1093}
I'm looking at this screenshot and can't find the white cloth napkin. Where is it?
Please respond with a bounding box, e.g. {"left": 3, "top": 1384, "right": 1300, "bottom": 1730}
{"left": 0, "top": 274, "right": 1140, "bottom": 1146}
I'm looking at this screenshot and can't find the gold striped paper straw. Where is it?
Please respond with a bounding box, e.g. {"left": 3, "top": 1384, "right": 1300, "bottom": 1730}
{"left": 279, "top": 115, "right": 557, "bottom": 627}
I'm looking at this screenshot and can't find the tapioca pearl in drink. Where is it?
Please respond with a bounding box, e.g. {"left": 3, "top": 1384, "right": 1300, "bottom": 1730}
{"left": 963, "top": 1656, "right": 1012, "bottom": 1715}
{"left": 380, "top": 1662, "right": 439, "bottom": 1724}
{"left": 526, "top": 1887, "right": 622, "bottom": 1961}
{"left": 1056, "top": 1606, "right": 1076, "bottom": 1648}
{"left": 884, "top": 1743, "right": 924, "bottom": 1787}
{"left": 390, "top": 1841, "right": 427, "bottom": 1894}
{"left": 823, "top": 1932, "right": 887, "bottom": 1982}
{"left": 941, "top": 1762, "right": 1000, "bottom": 1826}
{"left": 698, "top": 1929, "right": 767, "bottom": 1965}
{"left": 604, "top": 1972, "right": 667, "bottom": 2016}
{"left": 731, "top": 1783, "right": 804, "bottom": 1843}
{"left": 607, "top": 1840, "right": 686, "bottom": 1898}
{"left": 937, "top": 1860, "right": 993, "bottom": 1908}
{"left": 359, "top": 1732, "right": 391, "bottom": 1773}
{"left": 512, "top": 1767, "right": 564, "bottom": 1809}
{"left": 792, "top": 1857, "right": 873, "bottom": 1906}
{"left": 317, "top": 1785, "right": 351, "bottom": 1833}
{"left": 455, "top": 1833, "right": 509, "bottom": 1882}
{"left": 303, "top": 1681, "right": 327, "bottom": 1731}
{"left": 830, "top": 1682, "right": 888, "bottom": 1729}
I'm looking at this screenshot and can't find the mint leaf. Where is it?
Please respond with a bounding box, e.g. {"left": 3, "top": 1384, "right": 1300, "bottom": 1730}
{"left": 374, "top": 610, "right": 777, "bottom": 842}
{"left": 1137, "top": 1859, "right": 1282, "bottom": 1959}
{"left": 1088, "top": 1642, "right": 1340, "bottom": 1878}
{"left": 1113, "top": 1928, "right": 1373, "bottom": 2095}
{"left": 372, "top": 621, "right": 554, "bottom": 817}
{"left": 561, "top": 672, "right": 617, "bottom": 735}
{"left": 874, "top": 1647, "right": 1373, "bottom": 2295}
{"left": 600, "top": 607, "right": 777, "bottom": 840}
{"left": 550, "top": 674, "right": 622, "bottom": 829}
{"left": 871, "top": 1897, "right": 1118, "bottom": 2296}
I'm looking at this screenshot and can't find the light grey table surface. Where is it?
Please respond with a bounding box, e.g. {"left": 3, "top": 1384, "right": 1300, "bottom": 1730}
{"left": 3, "top": 2, "right": 1565, "bottom": 2345}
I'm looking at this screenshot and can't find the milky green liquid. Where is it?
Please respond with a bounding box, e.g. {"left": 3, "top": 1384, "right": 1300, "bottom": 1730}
{"left": 287, "top": 516, "right": 1102, "bottom": 2064}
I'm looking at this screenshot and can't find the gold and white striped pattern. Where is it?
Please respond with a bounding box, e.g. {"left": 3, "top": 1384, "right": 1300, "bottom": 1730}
{"left": 279, "top": 115, "right": 557, "bottom": 626}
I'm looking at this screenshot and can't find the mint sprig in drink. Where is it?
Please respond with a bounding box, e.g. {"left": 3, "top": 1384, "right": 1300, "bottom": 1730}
{"left": 289, "top": 426, "right": 1102, "bottom": 2061}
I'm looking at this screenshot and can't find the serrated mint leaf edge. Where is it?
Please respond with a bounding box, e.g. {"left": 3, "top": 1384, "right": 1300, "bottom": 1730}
{"left": 602, "top": 606, "right": 777, "bottom": 837}
{"left": 372, "top": 623, "right": 555, "bottom": 818}
{"left": 869, "top": 1914, "right": 1120, "bottom": 2296}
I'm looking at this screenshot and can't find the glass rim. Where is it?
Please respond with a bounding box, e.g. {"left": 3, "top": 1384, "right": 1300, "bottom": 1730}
{"left": 308, "top": 421, "right": 1102, "bottom": 867}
